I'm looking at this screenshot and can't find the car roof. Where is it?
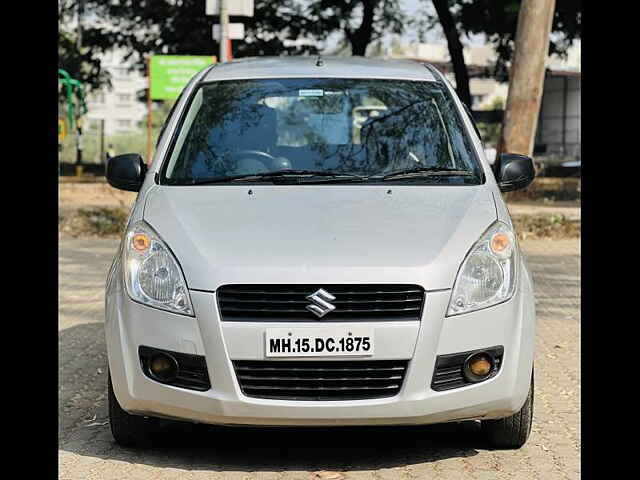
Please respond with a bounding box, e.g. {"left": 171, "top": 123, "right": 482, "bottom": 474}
{"left": 201, "top": 56, "right": 438, "bottom": 83}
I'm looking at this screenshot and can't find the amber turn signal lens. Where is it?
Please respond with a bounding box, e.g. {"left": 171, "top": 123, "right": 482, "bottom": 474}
{"left": 132, "top": 233, "right": 151, "bottom": 252}
{"left": 490, "top": 232, "right": 510, "bottom": 254}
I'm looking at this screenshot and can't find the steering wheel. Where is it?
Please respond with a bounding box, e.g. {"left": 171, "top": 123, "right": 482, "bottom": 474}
{"left": 230, "top": 150, "right": 276, "bottom": 165}
{"left": 229, "top": 150, "right": 291, "bottom": 172}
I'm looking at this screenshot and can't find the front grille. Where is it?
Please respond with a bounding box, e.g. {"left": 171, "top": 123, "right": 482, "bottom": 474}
{"left": 431, "top": 346, "right": 504, "bottom": 391}
{"left": 233, "top": 360, "right": 409, "bottom": 400}
{"left": 217, "top": 284, "right": 424, "bottom": 322}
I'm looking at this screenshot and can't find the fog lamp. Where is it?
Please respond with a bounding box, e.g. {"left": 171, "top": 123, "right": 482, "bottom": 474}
{"left": 148, "top": 353, "right": 178, "bottom": 382}
{"left": 463, "top": 352, "right": 494, "bottom": 383}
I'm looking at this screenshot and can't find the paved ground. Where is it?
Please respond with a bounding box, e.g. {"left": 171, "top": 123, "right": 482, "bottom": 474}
{"left": 59, "top": 237, "right": 580, "bottom": 480}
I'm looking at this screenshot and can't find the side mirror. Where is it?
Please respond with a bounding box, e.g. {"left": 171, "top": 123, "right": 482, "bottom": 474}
{"left": 496, "top": 153, "right": 535, "bottom": 192}
{"left": 105, "top": 154, "right": 146, "bottom": 192}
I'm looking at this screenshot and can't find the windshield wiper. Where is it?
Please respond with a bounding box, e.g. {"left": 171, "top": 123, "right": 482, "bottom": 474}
{"left": 171, "top": 168, "right": 474, "bottom": 186}
{"left": 181, "top": 170, "right": 366, "bottom": 185}
{"left": 287, "top": 171, "right": 367, "bottom": 184}
{"left": 377, "top": 167, "right": 476, "bottom": 181}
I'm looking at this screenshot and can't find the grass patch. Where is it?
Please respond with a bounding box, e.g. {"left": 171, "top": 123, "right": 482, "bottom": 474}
{"left": 513, "top": 214, "right": 580, "bottom": 240}
{"left": 504, "top": 177, "right": 581, "bottom": 203}
{"left": 60, "top": 207, "right": 129, "bottom": 237}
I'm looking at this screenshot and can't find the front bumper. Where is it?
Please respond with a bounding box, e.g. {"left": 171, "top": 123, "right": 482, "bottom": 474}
{"left": 105, "top": 272, "right": 535, "bottom": 427}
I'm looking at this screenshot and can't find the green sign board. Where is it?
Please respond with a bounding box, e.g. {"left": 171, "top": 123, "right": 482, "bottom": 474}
{"left": 150, "top": 55, "right": 216, "bottom": 100}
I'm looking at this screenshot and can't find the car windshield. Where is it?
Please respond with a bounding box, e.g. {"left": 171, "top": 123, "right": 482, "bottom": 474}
{"left": 162, "top": 78, "right": 482, "bottom": 185}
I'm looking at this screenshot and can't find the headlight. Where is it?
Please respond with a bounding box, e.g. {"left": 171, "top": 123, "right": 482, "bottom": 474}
{"left": 123, "top": 221, "right": 194, "bottom": 316}
{"left": 447, "top": 221, "right": 517, "bottom": 316}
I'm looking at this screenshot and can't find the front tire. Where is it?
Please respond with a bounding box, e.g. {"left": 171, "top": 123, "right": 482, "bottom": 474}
{"left": 108, "top": 370, "right": 160, "bottom": 447}
{"left": 481, "top": 371, "right": 534, "bottom": 449}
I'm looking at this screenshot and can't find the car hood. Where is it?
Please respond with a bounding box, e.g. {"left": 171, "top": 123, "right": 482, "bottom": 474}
{"left": 143, "top": 185, "right": 497, "bottom": 291}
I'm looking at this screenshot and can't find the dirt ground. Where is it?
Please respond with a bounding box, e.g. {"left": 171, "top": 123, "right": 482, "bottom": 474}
{"left": 59, "top": 181, "right": 137, "bottom": 215}
{"left": 506, "top": 202, "right": 580, "bottom": 221}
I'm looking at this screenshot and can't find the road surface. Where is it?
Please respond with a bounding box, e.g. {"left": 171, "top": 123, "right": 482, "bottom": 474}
{"left": 59, "top": 237, "right": 580, "bottom": 480}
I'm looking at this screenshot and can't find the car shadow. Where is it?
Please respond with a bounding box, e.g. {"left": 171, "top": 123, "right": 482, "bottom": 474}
{"left": 60, "top": 323, "right": 487, "bottom": 473}
{"left": 129, "top": 421, "right": 483, "bottom": 471}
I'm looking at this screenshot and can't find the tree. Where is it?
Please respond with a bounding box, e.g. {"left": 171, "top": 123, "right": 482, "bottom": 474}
{"left": 415, "top": 0, "right": 581, "bottom": 107}
{"left": 306, "top": 1, "right": 405, "bottom": 56}
{"left": 58, "top": 0, "right": 408, "bottom": 90}
{"left": 58, "top": 23, "right": 111, "bottom": 99}
{"left": 432, "top": 0, "right": 472, "bottom": 107}
{"left": 457, "top": 0, "right": 581, "bottom": 79}
{"left": 58, "top": 0, "right": 320, "bottom": 86}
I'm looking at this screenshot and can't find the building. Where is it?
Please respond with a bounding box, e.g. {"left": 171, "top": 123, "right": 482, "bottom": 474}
{"left": 84, "top": 49, "right": 147, "bottom": 137}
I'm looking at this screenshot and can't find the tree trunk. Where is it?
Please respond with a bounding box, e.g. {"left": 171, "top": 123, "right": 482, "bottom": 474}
{"left": 348, "top": 0, "right": 377, "bottom": 56}
{"left": 498, "top": 0, "right": 556, "bottom": 157}
{"left": 432, "top": 0, "right": 472, "bottom": 108}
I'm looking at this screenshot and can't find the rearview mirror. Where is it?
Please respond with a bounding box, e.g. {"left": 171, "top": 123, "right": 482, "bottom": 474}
{"left": 105, "top": 153, "right": 146, "bottom": 192}
{"left": 496, "top": 153, "right": 535, "bottom": 192}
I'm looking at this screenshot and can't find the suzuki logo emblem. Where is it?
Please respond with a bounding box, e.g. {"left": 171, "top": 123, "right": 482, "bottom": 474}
{"left": 306, "top": 288, "right": 336, "bottom": 318}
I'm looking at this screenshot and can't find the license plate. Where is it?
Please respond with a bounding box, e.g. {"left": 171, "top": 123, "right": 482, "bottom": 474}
{"left": 265, "top": 327, "right": 374, "bottom": 357}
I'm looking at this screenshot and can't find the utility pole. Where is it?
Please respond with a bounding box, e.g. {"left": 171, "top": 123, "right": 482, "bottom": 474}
{"left": 219, "top": 0, "right": 230, "bottom": 62}
{"left": 100, "top": 119, "right": 105, "bottom": 165}
{"left": 75, "top": 0, "right": 85, "bottom": 176}
{"left": 498, "top": 0, "right": 556, "bottom": 158}
{"left": 76, "top": 0, "right": 83, "bottom": 51}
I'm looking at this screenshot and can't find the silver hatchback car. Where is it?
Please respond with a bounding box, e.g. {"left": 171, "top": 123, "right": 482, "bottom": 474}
{"left": 105, "top": 57, "right": 536, "bottom": 449}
